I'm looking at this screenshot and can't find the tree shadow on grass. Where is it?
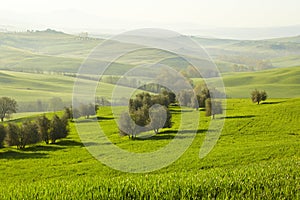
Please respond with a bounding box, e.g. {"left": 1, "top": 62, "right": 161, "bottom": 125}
{"left": 83, "top": 142, "right": 102, "bottom": 147}
{"left": 55, "top": 140, "right": 84, "bottom": 147}
{"left": 136, "top": 129, "right": 208, "bottom": 141}
{"left": 97, "top": 116, "right": 114, "bottom": 120}
{"left": 221, "top": 115, "right": 256, "bottom": 119}
{"left": 261, "top": 101, "right": 286, "bottom": 105}
{"left": 160, "top": 129, "right": 207, "bottom": 134}
{"left": 169, "top": 109, "right": 194, "bottom": 113}
{"left": 0, "top": 150, "right": 47, "bottom": 159}
{"left": 24, "top": 145, "right": 64, "bottom": 152}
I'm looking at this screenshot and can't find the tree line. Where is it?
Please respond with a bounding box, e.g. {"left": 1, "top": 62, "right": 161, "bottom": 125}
{"left": 0, "top": 108, "right": 72, "bottom": 149}
{"left": 118, "top": 84, "right": 225, "bottom": 139}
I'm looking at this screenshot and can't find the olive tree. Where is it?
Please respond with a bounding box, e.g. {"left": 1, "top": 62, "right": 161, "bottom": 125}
{"left": 205, "top": 98, "right": 223, "bottom": 119}
{"left": 149, "top": 105, "right": 172, "bottom": 134}
{"left": 0, "top": 97, "right": 17, "bottom": 122}
{"left": 36, "top": 115, "right": 50, "bottom": 144}
{"left": 251, "top": 89, "right": 268, "bottom": 104}
{"left": 0, "top": 124, "right": 6, "bottom": 148}
{"left": 5, "top": 121, "right": 40, "bottom": 149}
{"left": 49, "top": 115, "right": 68, "bottom": 144}
{"left": 118, "top": 112, "right": 139, "bottom": 139}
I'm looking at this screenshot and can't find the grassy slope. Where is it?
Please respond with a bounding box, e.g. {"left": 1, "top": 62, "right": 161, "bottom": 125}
{"left": 0, "top": 64, "right": 299, "bottom": 105}
{"left": 194, "top": 66, "right": 300, "bottom": 98}
{"left": 0, "top": 70, "right": 146, "bottom": 104}
{"left": 1, "top": 31, "right": 300, "bottom": 75}
{"left": 0, "top": 98, "right": 299, "bottom": 199}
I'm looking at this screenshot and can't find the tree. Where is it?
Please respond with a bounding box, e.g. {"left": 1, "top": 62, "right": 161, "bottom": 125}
{"left": 205, "top": 98, "right": 223, "bottom": 119}
{"left": 79, "top": 103, "right": 95, "bottom": 119}
{"left": 6, "top": 121, "right": 40, "bottom": 149}
{"left": 0, "top": 97, "right": 17, "bottom": 122}
{"left": 36, "top": 115, "right": 50, "bottom": 144}
{"left": 63, "top": 107, "right": 73, "bottom": 121}
{"left": 48, "top": 97, "right": 63, "bottom": 112}
{"left": 20, "top": 121, "right": 40, "bottom": 149}
{"left": 251, "top": 89, "right": 268, "bottom": 104}
{"left": 118, "top": 112, "right": 139, "bottom": 139}
{"left": 49, "top": 115, "right": 68, "bottom": 144}
{"left": 5, "top": 123, "right": 20, "bottom": 148}
{"left": 177, "top": 90, "right": 194, "bottom": 107}
{"left": 72, "top": 108, "right": 81, "bottom": 119}
{"left": 36, "top": 99, "right": 43, "bottom": 112}
{"left": 0, "top": 124, "right": 6, "bottom": 148}
{"left": 120, "top": 92, "right": 174, "bottom": 138}
{"left": 149, "top": 105, "right": 172, "bottom": 134}
{"left": 161, "top": 90, "right": 176, "bottom": 104}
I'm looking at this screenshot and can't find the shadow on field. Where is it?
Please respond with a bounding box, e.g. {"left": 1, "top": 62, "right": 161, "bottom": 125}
{"left": 136, "top": 129, "right": 207, "bottom": 141}
{"left": 261, "top": 101, "right": 286, "bottom": 105}
{"left": 221, "top": 115, "right": 256, "bottom": 119}
{"left": 55, "top": 140, "right": 84, "bottom": 147}
{"left": 0, "top": 150, "right": 47, "bottom": 159}
{"left": 74, "top": 119, "right": 98, "bottom": 124}
{"left": 160, "top": 129, "right": 207, "bottom": 134}
{"left": 83, "top": 142, "right": 100, "bottom": 147}
{"left": 97, "top": 116, "right": 114, "bottom": 120}
{"left": 24, "top": 145, "right": 64, "bottom": 152}
{"left": 169, "top": 109, "right": 194, "bottom": 113}
{"left": 135, "top": 134, "right": 175, "bottom": 140}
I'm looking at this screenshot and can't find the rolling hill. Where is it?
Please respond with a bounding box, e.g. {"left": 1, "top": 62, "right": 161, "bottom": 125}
{"left": 0, "top": 30, "right": 300, "bottom": 75}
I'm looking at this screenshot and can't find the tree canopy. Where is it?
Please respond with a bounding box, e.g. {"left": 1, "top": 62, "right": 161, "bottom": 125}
{"left": 0, "top": 97, "right": 17, "bottom": 122}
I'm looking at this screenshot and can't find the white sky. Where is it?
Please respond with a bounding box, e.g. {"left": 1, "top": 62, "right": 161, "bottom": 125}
{"left": 0, "top": 0, "right": 299, "bottom": 33}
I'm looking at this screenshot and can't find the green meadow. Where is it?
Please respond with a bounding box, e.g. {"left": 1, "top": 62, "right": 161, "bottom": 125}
{"left": 0, "top": 30, "right": 299, "bottom": 199}
{"left": 0, "top": 98, "right": 299, "bottom": 199}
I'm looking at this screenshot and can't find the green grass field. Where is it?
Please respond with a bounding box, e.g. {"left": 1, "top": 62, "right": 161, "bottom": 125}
{"left": 0, "top": 31, "right": 299, "bottom": 199}
{"left": 0, "top": 98, "right": 299, "bottom": 199}
{"left": 0, "top": 65, "right": 299, "bottom": 109}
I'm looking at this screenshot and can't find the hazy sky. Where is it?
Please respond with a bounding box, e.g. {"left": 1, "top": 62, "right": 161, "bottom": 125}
{"left": 1, "top": 0, "right": 299, "bottom": 34}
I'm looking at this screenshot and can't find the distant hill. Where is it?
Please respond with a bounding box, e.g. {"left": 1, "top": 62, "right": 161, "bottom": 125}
{"left": 217, "top": 66, "right": 300, "bottom": 98}
{"left": 0, "top": 30, "right": 299, "bottom": 75}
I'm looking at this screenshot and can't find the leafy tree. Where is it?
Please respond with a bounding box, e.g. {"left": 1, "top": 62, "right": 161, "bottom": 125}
{"left": 161, "top": 90, "right": 176, "bottom": 104}
{"left": 177, "top": 90, "right": 194, "bottom": 107}
{"left": 49, "top": 115, "right": 68, "bottom": 144}
{"left": 5, "top": 123, "right": 21, "bottom": 148}
{"left": 48, "top": 97, "right": 63, "bottom": 112}
{"left": 6, "top": 121, "right": 40, "bottom": 149}
{"left": 0, "top": 124, "right": 6, "bottom": 148}
{"left": 63, "top": 107, "right": 73, "bottom": 120}
{"left": 20, "top": 121, "right": 40, "bottom": 148}
{"left": 118, "top": 112, "right": 139, "bottom": 139}
{"left": 72, "top": 108, "right": 81, "bottom": 119}
{"left": 79, "top": 103, "right": 95, "bottom": 119}
{"left": 36, "top": 115, "right": 50, "bottom": 144}
{"left": 260, "top": 90, "right": 268, "bottom": 102}
{"left": 36, "top": 99, "right": 43, "bottom": 112}
{"left": 95, "top": 96, "right": 111, "bottom": 106}
{"left": 121, "top": 92, "right": 173, "bottom": 138}
{"left": 149, "top": 105, "right": 172, "bottom": 134}
{"left": 0, "top": 97, "right": 17, "bottom": 122}
{"left": 251, "top": 89, "right": 268, "bottom": 104}
{"left": 205, "top": 98, "right": 223, "bottom": 119}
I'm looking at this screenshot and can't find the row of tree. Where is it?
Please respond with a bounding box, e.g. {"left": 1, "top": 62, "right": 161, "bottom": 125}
{"left": 0, "top": 108, "right": 71, "bottom": 149}
{"left": 118, "top": 85, "right": 225, "bottom": 138}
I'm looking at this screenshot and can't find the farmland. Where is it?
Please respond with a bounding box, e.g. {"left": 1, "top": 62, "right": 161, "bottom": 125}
{"left": 0, "top": 98, "right": 299, "bottom": 199}
{"left": 0, "top": 30, "right": 299, "bottom": 199}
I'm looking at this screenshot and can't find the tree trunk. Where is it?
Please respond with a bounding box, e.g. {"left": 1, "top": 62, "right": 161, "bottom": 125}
{"left": 0, "top": 117, "right": 3, "bottom": 122}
